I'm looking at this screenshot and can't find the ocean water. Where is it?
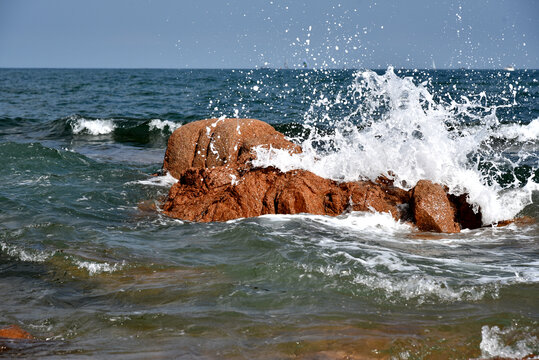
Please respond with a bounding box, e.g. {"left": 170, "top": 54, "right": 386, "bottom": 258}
{"left": 0, "top": 68, "right": 537, "bottom": 359}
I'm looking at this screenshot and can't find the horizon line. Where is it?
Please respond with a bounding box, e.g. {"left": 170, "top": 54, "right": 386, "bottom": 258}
{"left": 0, "top": 66, "right": 535, "bottom": 71}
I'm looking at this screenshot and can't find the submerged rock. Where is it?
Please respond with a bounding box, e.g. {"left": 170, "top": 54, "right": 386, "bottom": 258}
{"left": 160, "top": 118, "right": 484, "bottom": 233}
{"left": 0, "top": 325, "right": 33, "bottom": 340}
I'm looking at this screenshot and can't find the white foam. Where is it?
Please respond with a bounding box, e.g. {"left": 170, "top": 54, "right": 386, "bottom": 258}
{"left": 148, "top": 119, "right": 182, "bottom": 132}
{"left": 497, "top": 118, "right": 539, "bottom": 142}
{"left": 303, "top": 211, "right": 411, "bottom": 234}
{"left": 71, "top": 118, "right": 116, "bottom": 135}
{"left": 127, "top": 172, "right": 178, "bottom": 187}
{"left": 480, "top": 325, "right": 538, "bottom": 359}
{"left": 252, "top": 68, "right": 536, "bottom": 225}
{"left": 73, "top": 259, "right": 126, "bottom": 275}
{"left": 256, "top": 211, "right": 411, "bottom": 234}
{"left": 0, "top": 241, "right": 54, "bottom": 263}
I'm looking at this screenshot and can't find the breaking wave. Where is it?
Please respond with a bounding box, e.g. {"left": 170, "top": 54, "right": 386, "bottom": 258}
{"left": 252, "top": 68, "right": 538, "bottom": 225}
{"left": 64, "top": 115, "right": 182, "bottom": 143}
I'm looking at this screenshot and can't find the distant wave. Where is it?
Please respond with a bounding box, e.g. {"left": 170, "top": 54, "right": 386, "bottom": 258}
{"left": 66, "top": 115, "right": 182, "bottom": 136}
{"left": 0, "top": 240, "right": 126, "bottom": 276}
{"left": 71, "top": 118, "right": 116, "bottom": 135}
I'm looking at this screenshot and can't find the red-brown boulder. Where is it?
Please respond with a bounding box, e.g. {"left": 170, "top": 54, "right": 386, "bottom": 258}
{"left": 0, "top": 325, "right": 33, "bottom": 340}
{"left": 159, "top": 118, "right": 487, "bottom": 233}
{"left": 163, "top": 118, "right": 301, "bottom": 178}
{"left": 412, "top": 180, "right": 460, "bottom": 233}
{"left": 162, "top": 166, "right": 411, "bottom": 222}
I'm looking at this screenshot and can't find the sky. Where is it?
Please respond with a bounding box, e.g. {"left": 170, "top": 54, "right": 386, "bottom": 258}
{"left": 0, "top": 0, "right": 537, "bottom": 69}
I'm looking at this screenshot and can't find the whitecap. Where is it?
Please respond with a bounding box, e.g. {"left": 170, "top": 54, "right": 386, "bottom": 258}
{"left": 252, "top": 67, "right": 537, "bottom": 225}
{"left": 148, "top": 119, "right": 182, "bottom": 132}
{"left": 496, "top": 118, "right": 539, "bottom": 142}
{"left": 70, "top": 117, "right": 116, "bottom": 135}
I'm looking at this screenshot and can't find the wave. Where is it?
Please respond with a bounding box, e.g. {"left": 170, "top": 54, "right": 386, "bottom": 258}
{"left": 56, "top": 115, "right": 183, "bottom": 144}
{"left": 0, "top": 241, "right": 55, "bottom": 263}
{"left": 496, "top": 117, "right": 539, "bottom": 142}
{"left": 71, "top": 118, "right": 116, "bottom": 135}
{"left": 252, "top": 212, "right": 538, "bottom": 304}
{"left": 0, "top": 240, "right": 126, "bottom": 276}
{"left": 252, "top": 67, "right": 538, "bottom": 225}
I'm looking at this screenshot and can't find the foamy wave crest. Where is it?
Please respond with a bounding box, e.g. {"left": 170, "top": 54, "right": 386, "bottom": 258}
{"left": 148, "top": 119, "right": 182, "bottom": 132}
{"left": 70, "top": 117, "right": 116, "bottom": 135}
{"left": 353, "top": 273, "right": 490, "bottom": 303}
{"left": 73, "top": 259, "right": 126, "bottom": 275}
{"left": 298, "top": 211, "right": 411, "bottom": 234}
{"left": 0, "top": 241, "right": 54, "bottom": 263}
{"left": 480, "top": 325, "right": 538, "bottom": 359}
{"left": 252, "top": 67, "right": 537, "bottom": 225}
{"left": 497, "top": 118, "right": 539, "bottom": 142}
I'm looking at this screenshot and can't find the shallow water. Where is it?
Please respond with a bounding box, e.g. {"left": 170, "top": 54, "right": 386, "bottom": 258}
{"left": 0, "top": 68, "right": 537, "bottom": 359}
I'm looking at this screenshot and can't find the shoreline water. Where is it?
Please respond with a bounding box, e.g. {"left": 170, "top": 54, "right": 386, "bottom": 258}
{"left": 0, "top": 68, "right": 537, "bottom": 358}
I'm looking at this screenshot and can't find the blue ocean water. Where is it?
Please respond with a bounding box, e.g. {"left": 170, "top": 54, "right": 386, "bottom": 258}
{"left": 0, "top": 68, "right": 538, "bottom": 359}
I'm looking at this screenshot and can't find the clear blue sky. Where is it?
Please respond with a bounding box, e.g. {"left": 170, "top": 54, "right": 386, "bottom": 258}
{"left": 0, "top": 0, "right": 537, "bottom": 69}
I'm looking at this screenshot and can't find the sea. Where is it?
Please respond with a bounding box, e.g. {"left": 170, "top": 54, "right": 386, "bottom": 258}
{"left": 0, "top": 68, "right": 537, "bottom": 359}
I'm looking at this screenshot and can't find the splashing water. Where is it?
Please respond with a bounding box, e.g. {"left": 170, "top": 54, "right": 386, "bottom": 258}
{"left": 253, "top": 68, "right": 537, "bottom": 225}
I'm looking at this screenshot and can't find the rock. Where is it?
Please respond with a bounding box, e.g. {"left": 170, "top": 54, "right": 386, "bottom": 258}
{"left": 496, "top": 216, "right": 535, "bottom": 227}
{"left": 0, "top": 325, "right": 33, "bottom": 340}
{"left": 162, "top": 166, "right": 411, "bottom": 222}
{"left": 412, "top": 180, "right": 460, "bottom": 233}
{"left": 160, "top": 118, "right": 488, "bottom": 233}
{"left": 448, "top": 193, "right": 482, "bottom": 229}
{"left": 163, "top": 118, "right": 301, "bottom": 178}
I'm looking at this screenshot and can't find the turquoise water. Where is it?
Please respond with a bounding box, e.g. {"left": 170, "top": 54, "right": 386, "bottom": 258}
{"left": 0, "top": 68, "right": 537, "bottom": 359}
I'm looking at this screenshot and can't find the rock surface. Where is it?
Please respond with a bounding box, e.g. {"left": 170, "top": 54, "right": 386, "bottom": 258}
{"left": 411, "top": 180, "right": 460, "bottom": 233}
{"left": 163, "top": 118, "right": 301, "bottom": 178}
{"left": 162, "top": 166, "right": 410, "bottom": 222}
{"left": 0, "top": 325, "right": 33, "bottom": 340}
{"left": 161, "top": 118, "right": 484, "bottom": 233}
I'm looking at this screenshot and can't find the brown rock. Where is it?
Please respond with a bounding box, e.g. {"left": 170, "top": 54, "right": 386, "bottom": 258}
{"left": 163, "top": 118, "right": 301, "bottom": 178}
{"left": 159, "top": 118, "right": 490, "bottom": 232}
{"left": 412, "top": 180, "right": 460, "bottom": 233}
{"left": 162, "top": 166, "right": 411, "bottom": 223}
{"left": 496, "top": 216, "right": 535, "bottom": 227}
{"left": 0, "top": 325, "right": 33, "bottom": 340}
{"left": 448, "top": 193, "right": 482, "bottom": 229}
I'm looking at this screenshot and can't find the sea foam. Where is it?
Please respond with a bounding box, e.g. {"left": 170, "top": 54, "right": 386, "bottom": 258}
{"left": 148, "top": 119, "right": 182, "bottom": 132}
{"left": 71, "top": 118, "right": 116, "bottom": 135}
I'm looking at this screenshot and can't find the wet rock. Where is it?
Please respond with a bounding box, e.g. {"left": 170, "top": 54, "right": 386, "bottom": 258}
{"left": 162, "top": 166, "right": 410, "bottom": 222}
{"left": 163, "top": 118, "right": 301, "bottom": 178}
{"left": 496, "top": 216, "right": 535, "bottom": 227}
{"left": 412, "top": 180, "right": 460, "bottom": 233}
{"left": 160, "top": 118, "right": 487, "bottom": 233}
{"left": 0, "top": 325, "right": 33, "bottom": 340}
{"left": 448, "top": 193, "right": 482, "bottom": 229}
